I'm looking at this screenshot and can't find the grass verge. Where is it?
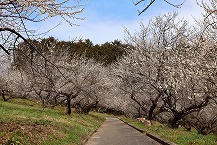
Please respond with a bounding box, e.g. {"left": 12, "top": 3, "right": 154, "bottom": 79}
{"left": 121, "top": 117, "right": 216, "bottom": 145}
{"left": 0, "top": 98, "right": 106, "bottom": 145}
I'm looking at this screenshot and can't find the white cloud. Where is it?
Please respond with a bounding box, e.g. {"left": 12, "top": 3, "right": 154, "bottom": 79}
{"left": 26, "top": 0, "right": 205, "bottom": 45}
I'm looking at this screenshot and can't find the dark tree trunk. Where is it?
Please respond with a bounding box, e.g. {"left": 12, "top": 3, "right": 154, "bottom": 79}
{"left": 198, "top": 127, "right": 212, "bottom": 135}
{"left": 130, "top": 93, "right": 147, "bottom": 117}
{"left": 35, "top": 90, "right": 45, "bottom": 108}
{"left": 137, "top": 107, "right": 141, "bottom": 118}
{"left": 66, "top": 95, "right": 71, "bottom": 115}
{"left": 148, "top": 93, "right": 163, "bottom": 120}
{"left": 152, "top": 106, "right": 165, "bottom": 119}
{"left": 54, "top": 95, "right": 58, "bottom": 104}
{"left": 171, "top": 113, "right": 183, "bottom": 128}
{"left": 2, "top": 90, "right": 7, "bottom": 101}
{"left": 164, "top": 92, "right": 211, "bottom": 129}
{"left": 148, "top": 99, "right": 157, "bottom": 120}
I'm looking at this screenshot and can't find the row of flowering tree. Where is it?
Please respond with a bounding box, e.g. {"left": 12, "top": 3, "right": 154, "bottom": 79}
{"left": 114, "top": 0, "right": 216, "bottom": 134}
{"left": 1, "top": 40, "right": 118, "bottom": 115}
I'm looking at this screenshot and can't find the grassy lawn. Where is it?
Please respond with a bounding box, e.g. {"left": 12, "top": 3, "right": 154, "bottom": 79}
{"left": 121, "top": 117, "right": 217, "bottom": 145}
{"left": 0, "top": 98, "right": 106, "bottom": 145}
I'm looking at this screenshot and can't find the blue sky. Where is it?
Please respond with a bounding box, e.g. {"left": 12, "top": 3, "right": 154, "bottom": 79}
{"left": 33, "top": 0, "right": 204, "bottom": 44}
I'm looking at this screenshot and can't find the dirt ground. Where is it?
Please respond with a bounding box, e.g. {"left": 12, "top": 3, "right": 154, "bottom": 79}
{"left": 0, "top": 122, "right": 62, "bottom": 144}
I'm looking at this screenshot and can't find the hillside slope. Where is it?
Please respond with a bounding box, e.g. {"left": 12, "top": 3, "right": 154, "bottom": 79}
{"left": 0, "top": 99, "right": 105, "bottom": 145}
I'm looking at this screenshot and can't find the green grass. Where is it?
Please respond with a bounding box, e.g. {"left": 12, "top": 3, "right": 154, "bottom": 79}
{"left": 0, "top": 98, "right": 106, "bottom": 145}
{"left": 121, "top": 117, "right": 217, "bottom": 145}
{"left": 3, "top": 97, "right": 215, "bottom": 145}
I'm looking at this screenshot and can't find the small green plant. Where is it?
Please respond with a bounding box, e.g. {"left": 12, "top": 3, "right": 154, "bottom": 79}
{"left": 7, "top": 137, "right": 21, "bottom": 145}
{"left": 34, "top": 119, "right": 51, "bottom": 125}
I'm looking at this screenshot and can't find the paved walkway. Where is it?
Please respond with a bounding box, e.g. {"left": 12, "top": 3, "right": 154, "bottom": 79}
{"left": 85, "top": 117, "right": 160, "bottom": 145}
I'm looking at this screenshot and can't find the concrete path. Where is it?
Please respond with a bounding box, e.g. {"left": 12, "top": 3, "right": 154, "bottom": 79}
{"left": 85, "top": 117, "right": 160, "bottom": 145}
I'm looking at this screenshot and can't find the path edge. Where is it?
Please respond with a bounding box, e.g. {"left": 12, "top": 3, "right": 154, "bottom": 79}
{"left": 81, "top": 118, "right": 106, "bottom": 145}
{"left": 119, "top": 118, "right": 177, "bottom": 145}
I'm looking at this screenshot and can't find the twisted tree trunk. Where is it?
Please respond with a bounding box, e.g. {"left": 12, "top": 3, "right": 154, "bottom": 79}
{"left": 1, "top": 90, "right": 7, "bottom": 101}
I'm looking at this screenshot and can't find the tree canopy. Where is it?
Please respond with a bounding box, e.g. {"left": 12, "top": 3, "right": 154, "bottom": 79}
{"left": 14, "top": 37, "right": 129, "bottom": 67}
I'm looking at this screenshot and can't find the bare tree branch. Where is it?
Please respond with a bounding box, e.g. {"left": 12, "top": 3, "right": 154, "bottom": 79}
{"left": 134, "top": 0, "right": 186, "bottom": 15}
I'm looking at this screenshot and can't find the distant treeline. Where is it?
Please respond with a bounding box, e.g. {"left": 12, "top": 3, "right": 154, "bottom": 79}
{"left": 14, "top": 37, "right": 130, "bottom": 67}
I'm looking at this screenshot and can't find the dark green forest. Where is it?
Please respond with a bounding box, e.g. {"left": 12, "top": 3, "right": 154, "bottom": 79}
{"left": 14, "top": 37, "right": 130, "bottom": 67}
